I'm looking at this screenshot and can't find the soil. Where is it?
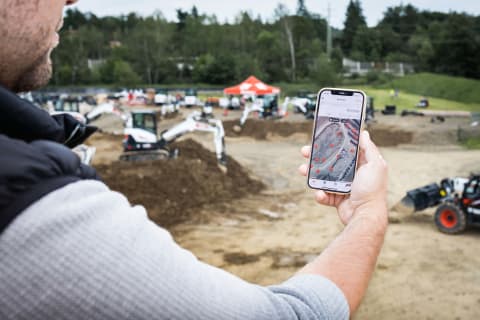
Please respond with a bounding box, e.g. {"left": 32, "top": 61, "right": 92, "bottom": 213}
{"left": 95, "top": 139, "right": 264, "bottom": 228}
{"left": 367, "top": 124, "right": 414, "bottom": 147}
{"left": 223, "top": 117, "right": 415, "bottom": 147}
{"left": 223, "top": 119, "right": 312, "bottom": 140}
{"left": 87, "top": 109, "right": 480, "bottom": 320}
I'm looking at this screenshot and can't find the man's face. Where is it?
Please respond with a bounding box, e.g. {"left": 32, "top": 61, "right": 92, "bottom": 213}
{"left": 0, "top": 0, "right": 78, "bottom": 92}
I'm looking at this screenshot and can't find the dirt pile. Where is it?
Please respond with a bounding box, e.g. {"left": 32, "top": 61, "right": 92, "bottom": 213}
{"left": 223, "top": 119, "right": 415, "bottom": 147}
{"left": 223, "top": 119, "right": 311, "bottom": 139}
{"left": 367, "top": 124, "right": 414, "bottom": 147}
{"left": 96, "top": 139, "right": 265, "bottom": 228}
{"left": 86, "top": 132, "right": 123, "bottom": 165}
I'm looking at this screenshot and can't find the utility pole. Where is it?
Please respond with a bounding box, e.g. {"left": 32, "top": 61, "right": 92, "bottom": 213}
{"left": 326, "top": 2, "right": 332, "bottom": 59}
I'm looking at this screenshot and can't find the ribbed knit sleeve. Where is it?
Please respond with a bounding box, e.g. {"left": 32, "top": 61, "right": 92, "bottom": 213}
{"left": 0, "top": 180, "right": 349, "bottom": 320}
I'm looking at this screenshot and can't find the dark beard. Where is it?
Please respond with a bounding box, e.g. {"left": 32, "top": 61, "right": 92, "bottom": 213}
{"left": 13, "top": 50, "right": 52, "bottom": 93}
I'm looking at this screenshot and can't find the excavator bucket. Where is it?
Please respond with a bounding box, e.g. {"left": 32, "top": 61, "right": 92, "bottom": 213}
{"left": 401, "top": 183, "right": 442, "bottom": 212}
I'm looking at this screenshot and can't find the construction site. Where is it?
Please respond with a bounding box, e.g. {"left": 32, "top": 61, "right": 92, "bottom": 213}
{"left": 2, "top": 0, "right": 480, "bottom": 318}
{"left": 43, "top": 81, "right": 477, "bottom": 319}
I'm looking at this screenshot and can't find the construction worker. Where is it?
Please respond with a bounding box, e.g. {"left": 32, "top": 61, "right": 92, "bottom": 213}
{"left": 0, "top": 1, "right": 388, "bottom": 319}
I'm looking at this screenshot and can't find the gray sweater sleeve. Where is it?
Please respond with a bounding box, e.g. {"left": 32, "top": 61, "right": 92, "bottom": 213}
{"left": 0, "top": 180, "right": 349, "bottom": 320}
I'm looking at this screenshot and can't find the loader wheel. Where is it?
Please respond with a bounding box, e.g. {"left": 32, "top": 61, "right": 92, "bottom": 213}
{"left": 434, "top": 203, "right": 467, "bottom": 234}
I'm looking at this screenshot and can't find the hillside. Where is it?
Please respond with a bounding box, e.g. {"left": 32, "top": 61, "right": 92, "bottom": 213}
{"left": 385, "top": 73, "right": 480, "bottom": 104}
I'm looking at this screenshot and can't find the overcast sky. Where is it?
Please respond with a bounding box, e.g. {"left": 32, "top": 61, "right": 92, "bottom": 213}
{"left": 73, "top": 0, "right": 479, "bottom": 29}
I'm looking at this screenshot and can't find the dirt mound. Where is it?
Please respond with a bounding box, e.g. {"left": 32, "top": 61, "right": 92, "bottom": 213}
{"left": 367, "top": 124, "right": 414, "bottom": 147}
{"left": 223, "top": 119, "right": 311, "bottom": 140}
{"left": 86, "top": 132, "right": 123, "bottom": 165}
{"left": 96, "top": 139, "right": 265, "bottom": 228}
{"left": 223, "top": 119, "right": 414, "bottom": 147}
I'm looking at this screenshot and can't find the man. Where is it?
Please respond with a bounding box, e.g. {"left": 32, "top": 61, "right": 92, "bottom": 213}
{"left": 0, "top": 1, "right": 388, "bottom": 319}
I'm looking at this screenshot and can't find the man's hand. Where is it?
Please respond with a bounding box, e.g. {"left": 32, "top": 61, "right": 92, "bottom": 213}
{"left": 297, "top": 131, "right": 389, "bottom": 314}
{"left": 298, "top": 131, "right": 388, "bottom": 227}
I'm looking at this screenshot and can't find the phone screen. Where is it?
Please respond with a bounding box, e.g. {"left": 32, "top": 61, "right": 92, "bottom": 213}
{"left": 308, "top": 89, "right": 365, "bottom": 193}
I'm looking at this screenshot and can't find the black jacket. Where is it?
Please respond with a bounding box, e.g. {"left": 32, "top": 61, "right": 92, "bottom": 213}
{"left": 0, "top": 86, "right": 99, "bottom": 233}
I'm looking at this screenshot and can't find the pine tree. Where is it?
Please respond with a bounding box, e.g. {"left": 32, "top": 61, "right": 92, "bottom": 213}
{"left": 297, "top": 0, "right": 309, "bottom": 17}
{"left": 191, "top": 6, "right": 199, "bottom": 19}
{"left": 342, "top": 0, "right": 367, "bottom": 56}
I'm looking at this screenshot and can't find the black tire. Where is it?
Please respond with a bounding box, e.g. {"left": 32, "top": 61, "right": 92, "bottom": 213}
{"left": 434, "top": 203, "right": 467, "bottom": 234}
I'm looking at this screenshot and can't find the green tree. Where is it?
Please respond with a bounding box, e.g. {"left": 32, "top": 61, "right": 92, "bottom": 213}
{"left": 380, "top": 5, "right": 419, "bottom": 43}
{"left": 192, "top": 54, "right": 215, "bottom": 83}
{"left": 112, "top": 60, "right": 141, "bottom": 86}
{"left": 192, "top": 54, "right": 236, "bottom": 84}
{"left": 297, "top": 0, "right": 309, "bottom": 17}
{"left": 234, "top": 54, "right": 265, "bottom": 82}
{"left": 47, "top": 3, "right": 480, "bottom": 87}
{"left": 408, "top": 33, "right": 434, "bottom": 70}
{"left": 310, "top": 54, "right": 338, "bottom": 86}
{"left": 342, "top": 0, "right": 367, "bottom": 56}
{"left": 431, "top": 14, "right": 480, "bottom": 78}
{"left": 351, "top": 25, "right": 381, "bottom": 61}
{"left": 376, "top": 25, "right": 402, "bottom": 58}
{"left": 256, "top": 30, "right": 286, "bottom": 82}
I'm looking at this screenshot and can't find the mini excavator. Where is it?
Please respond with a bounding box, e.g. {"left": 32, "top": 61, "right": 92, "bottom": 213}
{"left": 120, "top": 106, "right": 227, "bottom": 166}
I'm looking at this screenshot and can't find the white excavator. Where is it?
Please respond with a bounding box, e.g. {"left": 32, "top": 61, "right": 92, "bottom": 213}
{"left": 235, "top": 94, "right": 288, "bottom": 131}
{"left": 283, "top": 91, "right": 317, "bottom": 119}
{"left": 120, "top": 106, "right": 227, "bottom": 166}
{"left": 182, "top": 88, "right": 200, "bottom": 108}
{"left": 48, "top": 95, "right": 123, "bottom": 125}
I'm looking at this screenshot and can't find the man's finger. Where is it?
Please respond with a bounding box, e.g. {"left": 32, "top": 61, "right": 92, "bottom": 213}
{"left": 298, "top": 164, "right": 308, "bottom": 176}
{"left": 359, "top": 131, "right": 381, "bottom": 163}
{"left": 301, "top": 146, "right": 311, "bottom": 159}
{"left": 314, "top": 190, "right": 331, "bottom": 206}
{"left": 357, "top": 148, "right": 367, "bottom": 167}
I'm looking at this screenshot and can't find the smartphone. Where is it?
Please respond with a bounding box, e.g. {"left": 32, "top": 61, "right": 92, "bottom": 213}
{"left": 307, "top": 88, "right": 366, "bottom": 194}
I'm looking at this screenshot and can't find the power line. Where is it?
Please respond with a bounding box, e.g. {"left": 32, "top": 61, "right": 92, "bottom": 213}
{"left": 327, "top": 3, "right": 332, "bottom": 58}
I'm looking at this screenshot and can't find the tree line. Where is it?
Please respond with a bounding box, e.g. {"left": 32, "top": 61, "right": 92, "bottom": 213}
{"left": 51, "top": 1, "right": 480, "bottom": 87}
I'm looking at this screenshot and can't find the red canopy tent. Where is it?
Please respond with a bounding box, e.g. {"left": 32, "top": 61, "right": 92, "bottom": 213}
{"left": 224, "top": 76, "right": 281, "bottom": 95}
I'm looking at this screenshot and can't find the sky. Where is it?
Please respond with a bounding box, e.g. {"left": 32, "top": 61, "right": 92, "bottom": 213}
{"left": 73, "top": 0, "right": 479, "bottom": 29}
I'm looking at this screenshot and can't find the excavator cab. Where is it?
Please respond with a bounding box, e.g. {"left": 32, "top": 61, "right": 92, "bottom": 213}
{"left": 463, "top": 176, "right": 480, "bottom": 210}
{"left": 185, "top": 88, "right": 197, "bottom": 97}
{"left": 261, "top": 94, "right": 279, "bottom": 117}
{"left": 184, "top": 88, "right": 198, "bottom": 108}
{"left": 120, "top": 110, "right": 170, "bottom": 162}
{"left": 55, "top": 97, "right": 80, "bottom": 113}
{"left": 132, "top": 111, "right": 157, "bottom": 135}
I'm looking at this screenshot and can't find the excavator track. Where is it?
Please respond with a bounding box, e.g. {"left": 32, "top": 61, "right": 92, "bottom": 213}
{"left": 119, "top": 149, "right": 170, "bottom": 162}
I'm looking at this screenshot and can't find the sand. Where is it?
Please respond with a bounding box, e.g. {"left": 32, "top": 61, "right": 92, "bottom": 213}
{"left": 87, "top": 110, "right": 480, "bottom": 319}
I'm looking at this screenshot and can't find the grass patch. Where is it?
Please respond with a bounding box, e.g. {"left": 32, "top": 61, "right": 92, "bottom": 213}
{"left": 382, "top": 73, "right": 480, "bottom": 105}
{"left": 357, "top": 87, "right": 480, "bottom": 113}
{"left": 273, "top": 82, "right": 320, "bottom": 96}
{"left": 461, "top": 137, "right": 480, "bottom": 150}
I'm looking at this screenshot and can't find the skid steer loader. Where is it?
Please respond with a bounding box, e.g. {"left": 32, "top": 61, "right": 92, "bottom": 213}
{"left": 402, "top": 175, "right": 480, "bottom": 234}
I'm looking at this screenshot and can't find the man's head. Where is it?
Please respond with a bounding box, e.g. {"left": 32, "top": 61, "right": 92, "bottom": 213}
{"left": 0, "top": 0, "right": 78, "bottom": 92}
